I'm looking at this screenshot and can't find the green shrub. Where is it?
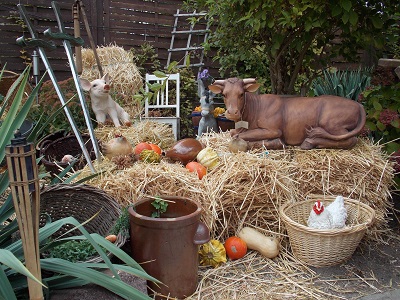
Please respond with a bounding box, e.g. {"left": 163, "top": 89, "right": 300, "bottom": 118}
{"left": 359, "top": 68, "right": 400, "bottom": 187}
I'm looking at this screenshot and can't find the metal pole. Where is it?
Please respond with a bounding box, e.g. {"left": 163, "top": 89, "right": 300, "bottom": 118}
{"left": 17, "top": 4, "right": 96, "bottom": 173}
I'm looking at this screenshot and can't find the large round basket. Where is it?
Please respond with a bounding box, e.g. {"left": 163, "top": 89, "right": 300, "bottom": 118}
{"left": 279, "top": 195, "right": 375, "bottom": 267}
{"left": 39, "top": 183, "right": 125, "bottom": 263}
{"left": 40, "top": 134, "right": 96, "bottom": 176}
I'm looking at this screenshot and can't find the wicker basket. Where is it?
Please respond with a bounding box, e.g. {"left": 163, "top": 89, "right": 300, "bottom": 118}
{"left": 0, "top": 70, "right": 32, "bottom": 99}
{"left": 0, "top": 70, "right": 19, "bottom": 96}
{"left": 39, "top": 184, "right": 125, "bottom": 263}
{"left": 36, "top": 130, "right": 70, "bottom": 156}
{"left": 279, "top": 195, "right": 375, "bottom": 267}
{"left": 40, "top": 134, "right": 96, "bottom": 175}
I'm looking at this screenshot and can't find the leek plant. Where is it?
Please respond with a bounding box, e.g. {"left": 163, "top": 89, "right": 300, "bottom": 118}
{"left": 0, "top": 66, "right": 158, "bottom": 299}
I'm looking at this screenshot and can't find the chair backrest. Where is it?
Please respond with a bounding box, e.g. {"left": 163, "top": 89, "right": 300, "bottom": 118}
{"left": 144, "top": 73, "right": 180, "bottom": 118}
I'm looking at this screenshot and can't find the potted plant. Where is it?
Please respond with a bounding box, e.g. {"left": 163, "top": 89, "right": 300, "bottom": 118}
{"left": 128, "top": 195, "right": 210, "bottom": 299}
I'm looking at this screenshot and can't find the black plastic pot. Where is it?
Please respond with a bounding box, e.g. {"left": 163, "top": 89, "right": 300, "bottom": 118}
{"left": 129, "top": 196, "right": 210, "bottom": 299}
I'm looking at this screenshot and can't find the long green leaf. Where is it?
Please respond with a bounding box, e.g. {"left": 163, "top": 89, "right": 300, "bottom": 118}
{"left": 43, "top": 275, "right": 88, "bottom": 289}
{"left": 0, "top": 249, "right": 45, "bottom": 288}
{"left": 40, "top": 258, "right": 151, "bottom": 300}
{"left": 0, "top": 265, "right": 17, "bottom": 300}
{"left": 0, "top": 67, "right": 44, "bottom": 161}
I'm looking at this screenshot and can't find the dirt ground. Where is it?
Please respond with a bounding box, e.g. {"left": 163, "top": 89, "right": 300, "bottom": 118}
{"left": 50, "top": 194, "right": 400, "bottom": 300}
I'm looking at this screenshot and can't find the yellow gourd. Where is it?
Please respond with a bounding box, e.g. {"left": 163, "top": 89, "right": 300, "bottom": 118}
{"left": 196, "top": 147, "right": 220, "bottom": 169}
{"left": 198, "top": 239, "right": 227, "bottom": 268}
{"left": 237, "top": 227, "right": 280, "bottom": 259}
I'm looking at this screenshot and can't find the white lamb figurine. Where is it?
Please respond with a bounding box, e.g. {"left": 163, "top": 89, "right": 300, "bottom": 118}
{"left": 80, "top": 73, "right": 131, "bottom": 127}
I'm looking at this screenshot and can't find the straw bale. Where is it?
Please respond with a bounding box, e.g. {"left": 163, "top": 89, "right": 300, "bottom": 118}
{"left": 78, "top": 131, "right": 394, "bottom": 242}
{"left": 94, "top": 120, "right": 176, "bottom": 150}
{"left": 79, "top": 44, "right": 143, "bottom": 118}
{"left": 290, "top": 139, "right": 394, "bottom": 241}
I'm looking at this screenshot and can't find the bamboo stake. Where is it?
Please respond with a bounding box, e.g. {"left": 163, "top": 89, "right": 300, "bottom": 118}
{"left": 6, "top": 137, "right": 43, "bottom": 300}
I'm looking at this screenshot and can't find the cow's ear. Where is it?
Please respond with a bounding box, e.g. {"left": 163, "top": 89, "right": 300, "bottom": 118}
{"left": 245, "top": 83, "right": 260, "bottom": 93}
{"left": 208, "top": 84, "right": 223, "bottom": 94}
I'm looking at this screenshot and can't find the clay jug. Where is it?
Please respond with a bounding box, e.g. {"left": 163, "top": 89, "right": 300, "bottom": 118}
{"left": 129, "top": 196, "right": 210, "bottom": 299}
{"left": 163, "top": 138, "right": 203, "bottom": 165}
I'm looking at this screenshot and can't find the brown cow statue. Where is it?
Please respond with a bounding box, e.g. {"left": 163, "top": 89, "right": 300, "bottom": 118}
{"left": 208, "top": 78, "right": 366, "bottom": 150}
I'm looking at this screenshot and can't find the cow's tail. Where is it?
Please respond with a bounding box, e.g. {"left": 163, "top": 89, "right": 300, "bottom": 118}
{"left": 307, "top": 103, "right": 366, "bottom": 141}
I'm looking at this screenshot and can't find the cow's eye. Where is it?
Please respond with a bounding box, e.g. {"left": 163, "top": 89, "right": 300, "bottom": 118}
{"left": 93, "top": 84, "right": 97, "bottom": 87}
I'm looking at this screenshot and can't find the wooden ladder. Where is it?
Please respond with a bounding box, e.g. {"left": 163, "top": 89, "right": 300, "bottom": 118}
{"left": 167, "top": 9, "right": 210, "bottom": 68}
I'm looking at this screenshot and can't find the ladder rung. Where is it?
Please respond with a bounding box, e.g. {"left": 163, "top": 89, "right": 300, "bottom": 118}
{"left": 172, "top": 29, "right": 210, "bottom": 34}
{"left": 175, "top": 63, "right": 204, "bottom": 68}
{"left": 168, "top": 47, "right": 204, "bottom": 52}
{"left": 174, "top": 12, "right": 207, "bottom": 17}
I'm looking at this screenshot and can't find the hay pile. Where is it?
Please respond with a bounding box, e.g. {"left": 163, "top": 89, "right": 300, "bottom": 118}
{"left": 79, "top": 44, "right": 143, "bottom": 118}
{"left": 79, "top": 131, "right": 394, "bottom": 242}
{"left": 75, "top": 129, "right": 395, "bottom": 299}
{"left": 94, "top": 120, "right": 176, "bottom": 150}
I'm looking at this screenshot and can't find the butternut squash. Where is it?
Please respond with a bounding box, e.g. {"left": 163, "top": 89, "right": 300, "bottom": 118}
{"left": 237, "top": 227, "right": 279, "bottom": 258}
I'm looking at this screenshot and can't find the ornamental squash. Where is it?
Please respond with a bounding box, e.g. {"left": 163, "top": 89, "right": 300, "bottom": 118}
{"left": 237, "top": 227, "right": 280, "bottom": 259}
{"left": 139, "top": 149, "right": 161, "bottom": 163}
{"left": 198, "top": 239, "right": 227, "bottom": 268}
{"left": 196, "top": 147, "right": 219, "bottom": 169}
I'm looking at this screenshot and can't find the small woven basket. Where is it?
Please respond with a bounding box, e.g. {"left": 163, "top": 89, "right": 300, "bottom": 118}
{"left": 279, "top": 195, "right": 375, "bottom": 267}
{"left": 0, "top": 70, "right": 32, "bottom": 99}
{"left": 40, "top": 183, "right": 125, "bottom": 263}
{"left": 40, "top": 134, "right": 96, "bottom": 175}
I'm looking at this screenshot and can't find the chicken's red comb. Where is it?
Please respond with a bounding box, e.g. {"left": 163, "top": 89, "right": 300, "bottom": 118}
{"left": 313, "top": 200, "right": 324, "bottom": 214}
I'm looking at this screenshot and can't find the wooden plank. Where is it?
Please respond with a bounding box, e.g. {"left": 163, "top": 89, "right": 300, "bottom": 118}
{"left": 0, "top": 0, "right": 220, "bottom": 78}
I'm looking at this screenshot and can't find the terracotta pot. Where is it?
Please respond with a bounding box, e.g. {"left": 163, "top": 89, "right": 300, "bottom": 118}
{"left": 191, "top": 111, "right": 201, "bottom": 127}
{"left": 217, "top": 116, "right": 235, "bottom": 132}
{"left": 128, "top": 196, "right": 210, "bottom": 299}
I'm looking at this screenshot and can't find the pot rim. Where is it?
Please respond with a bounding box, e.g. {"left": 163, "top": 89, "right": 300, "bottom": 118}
{"left": 129, "top": 195, "right": 202, "bottom": 223}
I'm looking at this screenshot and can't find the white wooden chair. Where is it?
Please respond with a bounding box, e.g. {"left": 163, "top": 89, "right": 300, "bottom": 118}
{"left": 143, "top": 73, "right": 180, "bottom": 140}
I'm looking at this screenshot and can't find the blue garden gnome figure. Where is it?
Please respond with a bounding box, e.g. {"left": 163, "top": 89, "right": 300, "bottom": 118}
{"left": 197, "top": 68, "right": 218, "bottom": 138}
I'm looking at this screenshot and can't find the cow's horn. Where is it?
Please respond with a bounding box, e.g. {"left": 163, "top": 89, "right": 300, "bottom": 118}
{"left": 212, "top": 79, "right": 225, "bottom": 86}
{"left": 243, "top": 78, "right": 257, "bottom": 84}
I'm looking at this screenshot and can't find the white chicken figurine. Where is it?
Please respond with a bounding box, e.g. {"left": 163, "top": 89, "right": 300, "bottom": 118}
{"left": 307, "top": 196, "right": 348, "bottom": 229}
{"left": 307, "top": 200, "right": 333, "bottom": 229}
{"left": 102, "top": 133, "right": 133, "bottom": 159}
{"left": 325, "top": 195, "right": 347, "bottom": 229}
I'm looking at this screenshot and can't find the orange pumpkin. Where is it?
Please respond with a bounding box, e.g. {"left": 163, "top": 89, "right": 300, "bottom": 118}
{"left": 105, "top": 234, "right": 117, "bottom": 243}
{"left": 224, "top": 236, "right": 247, "bottom": 260}
{"left": 134, "top": 142, "right": 152, "bottom": 155}
{"left": 149, "top": 143, "right": 162, "bottom": 155}
{"left": 185, "top": 161, "right": 207, "bottom": 179}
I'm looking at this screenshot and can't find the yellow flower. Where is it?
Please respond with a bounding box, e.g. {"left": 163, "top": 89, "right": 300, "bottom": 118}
{"left": 213, "top": 107, "right": 225, "bottom": 118}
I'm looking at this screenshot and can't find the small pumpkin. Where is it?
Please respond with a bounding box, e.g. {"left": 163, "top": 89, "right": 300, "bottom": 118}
{"left": 134, "top": 142, "right": 152, "bottom": 155}
{"left": 199, "top": 239, "right": 227, "bottom": 268}
{"left": 105, "top": 234, "right": 117, "bottom": 243}
{"left": 196, "top": 147, "right": 220, "bottom": 169}
{"left": 224, "top": 236, "right": 247, "bottom": 260}
{"left": 149, "top": 143, "right": 162, "bottom": 155}
{"left": 186, "top": 161, "right": 207, "bottom": 179}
